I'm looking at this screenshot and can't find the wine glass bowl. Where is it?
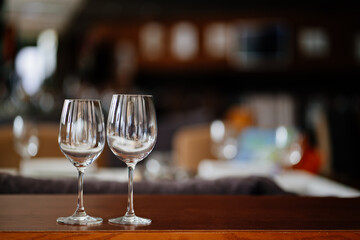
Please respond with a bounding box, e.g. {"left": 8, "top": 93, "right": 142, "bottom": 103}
{"left": 107, "top": 94, "right": 157, "bottom": 225}
{"left": 59, "top": 143, "right": 103, "bottom": 169}
{"left": 57, "top": 99, "right": 105, "bottom": 225}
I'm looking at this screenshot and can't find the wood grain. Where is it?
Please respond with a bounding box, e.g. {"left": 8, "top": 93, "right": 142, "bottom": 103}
{"left": 2, "top": 231, "right": 360, "bottom": 240}
{"left": 1, "top": 195, "right": 360, "bottom": 239}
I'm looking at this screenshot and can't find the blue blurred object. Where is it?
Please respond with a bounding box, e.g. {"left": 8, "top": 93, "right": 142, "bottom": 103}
{"left": 235, "top": 127, "right": 277, "bottom": 162}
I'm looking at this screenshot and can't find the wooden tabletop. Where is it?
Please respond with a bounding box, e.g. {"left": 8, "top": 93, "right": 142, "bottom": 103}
{"left": 1, "top": 194, "right": 360, "bottom": 239}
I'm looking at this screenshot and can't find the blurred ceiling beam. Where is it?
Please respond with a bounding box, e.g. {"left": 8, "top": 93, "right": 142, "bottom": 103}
{"left": 3, "top": 0, "right": 359, "bottom": 41}
{"left": 3, "top": 0, "right": 84, "bottom": 41}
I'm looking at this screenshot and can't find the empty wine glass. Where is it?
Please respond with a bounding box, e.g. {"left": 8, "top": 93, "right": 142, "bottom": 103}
{"left": 107, "top": 94, "right": 157, "bottom": 225}
{"left": 13, "top": 115, "right": 39, "bottom": 173}
{"left": 57, "top": 99, "right": 105, "bottom": 225}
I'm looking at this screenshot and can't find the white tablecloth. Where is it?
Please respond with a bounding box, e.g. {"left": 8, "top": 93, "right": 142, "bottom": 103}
{"left": 198, "top": 159, "right": 360, "bottom": 197}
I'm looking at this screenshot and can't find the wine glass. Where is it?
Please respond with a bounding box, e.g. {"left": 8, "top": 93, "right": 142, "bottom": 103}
{"left": 107, "top": 94, "right": 157, "bottom": 225}
{"left": 57, "top": 99, "right": 105, "bottom": 225}
{"left": 13, "top": 115, "right": 39, "bottom": 173}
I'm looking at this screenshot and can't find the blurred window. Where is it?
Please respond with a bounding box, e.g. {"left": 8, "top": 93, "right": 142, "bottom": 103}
{"left": 15, "top": 47, "right": 45, "bottom": 96}
{"left": 14, "top": 28, "right": 58, "bottom": 97}
{"left": 298, "top": 28, "right": 329, "bottom": 58}
{"left": 204, "top": 23, "right": 228, "bottom": 58}
{"left": 171, "top": 22, "right": 198, "bottom": 60}
{"left": 139, "top": 22, "right": 165, "bottom": 61}
{"left": 37, "top": 29, "right": 58, "bottom": 78}
{"left": 227, "top": 22, "right": 290, "bottom": 69}
{"left": 355, "top": 34, "right": 360, "bottom": 63}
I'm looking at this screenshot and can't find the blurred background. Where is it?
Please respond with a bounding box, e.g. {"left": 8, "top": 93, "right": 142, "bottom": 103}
{"left": 1, "top": 0, "right": 360, "bottom": 195}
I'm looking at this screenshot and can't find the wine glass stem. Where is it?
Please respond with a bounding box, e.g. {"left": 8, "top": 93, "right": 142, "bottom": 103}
{"left": 126, "top": 165, "right": 135, "bottom": 217}
{"left": 76, "top": 169, "right": 85, "bottom": 215}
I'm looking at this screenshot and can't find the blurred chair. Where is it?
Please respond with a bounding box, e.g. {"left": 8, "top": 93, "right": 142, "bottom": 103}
{"left": 36, "top": 123, "right": 63, "bottom": 158}
{"left": 0, "top": 125, "right": 19, "bottom": 168}
{"left": 172, "top": 123, "right": 215, "bottom": 175}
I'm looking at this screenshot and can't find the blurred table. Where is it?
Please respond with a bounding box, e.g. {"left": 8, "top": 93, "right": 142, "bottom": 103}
{"left": 2, "top": 157, "right": 360, "bottom": 197}
{"left": 198, "top": 160, "right": 360, "bottom": 197}
{"left": 1, "top": 195, "right": 360, "bottom": 239}
{"left": 1, "top": 157, "right": 140, "bottom": 181}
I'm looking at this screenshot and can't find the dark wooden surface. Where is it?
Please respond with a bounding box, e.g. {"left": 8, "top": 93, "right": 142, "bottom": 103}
{"left": 1, "top": 194, "right": 360, "bottom": 239}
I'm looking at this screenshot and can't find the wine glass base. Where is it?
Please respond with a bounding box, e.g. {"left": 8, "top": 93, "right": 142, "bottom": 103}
{"left": 109, "top": 215, "right": 152, "bottom": 225}
{"left": 57, "top": 215, "right": 103, "bottom": 225}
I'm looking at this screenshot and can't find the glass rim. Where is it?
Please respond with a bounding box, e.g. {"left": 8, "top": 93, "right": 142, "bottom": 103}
{"left": 112, "top": 94, "right": 153, "bottom": 98}
{"left": 64, "top": 99, "right": 101, "bottom": 102}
